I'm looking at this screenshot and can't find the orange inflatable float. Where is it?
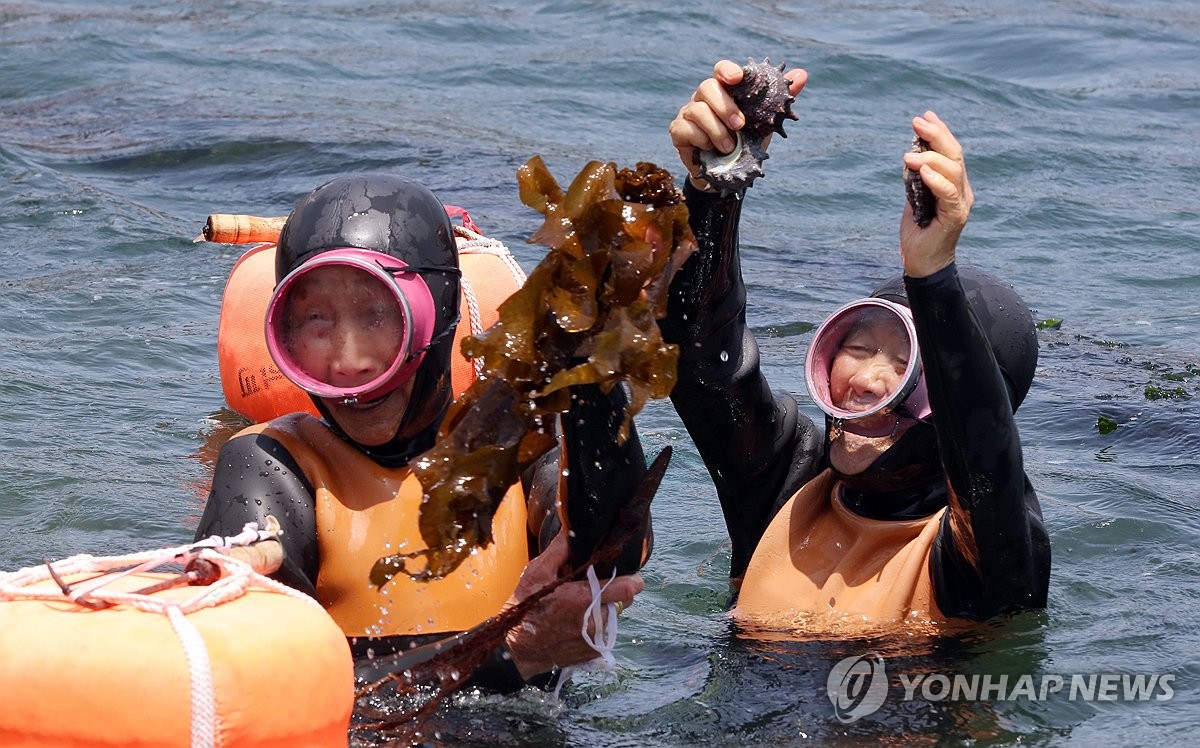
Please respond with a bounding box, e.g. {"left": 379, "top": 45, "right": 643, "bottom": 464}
{"left": 0, "top": 528, "right": 353, "bottom": 747}
{"left": 212, "top": 206, "right": 526, "bottom": 423}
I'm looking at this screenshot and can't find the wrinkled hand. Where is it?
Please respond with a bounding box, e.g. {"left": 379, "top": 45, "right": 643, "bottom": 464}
{"left": 504, "top": 532, "right": 643, "bottom": 680}
{"left": 668, "top": 59, "right": 808, "bottom": 191}
{"left": 900, "top": 111, "right": 974, "bottom": 278}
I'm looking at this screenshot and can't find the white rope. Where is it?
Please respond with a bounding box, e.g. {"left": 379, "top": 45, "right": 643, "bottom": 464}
{"left": 0, "top": 520, "right": 295, "bottom": 611}
{"left": 552, "top": 564, "right": 619, "bottom": 699}
{"left": 459, "top": 273, "right": 485, "bottom": 379}
{"left": 168, "top": 605, "right": 216, "bottom": 748}
{"left": 453, "top": 224, "right": 528, "bottom": 285}
{"left": 55, "top": 520, "right": 282, "bottom": 603}
{"left": 452, "top": 225, "right": 528, "bottom": 381}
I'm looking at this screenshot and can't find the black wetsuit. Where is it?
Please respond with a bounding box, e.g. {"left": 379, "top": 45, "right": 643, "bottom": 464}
{"left": 660, "top": 182, "right": 1050, "bottom": 620}
{"left": 195, "top": 383, "right": 648, "bottom": 691}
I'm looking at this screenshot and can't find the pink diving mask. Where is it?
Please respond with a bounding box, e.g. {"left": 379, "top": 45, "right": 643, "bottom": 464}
{"left": 265, "top": 248, "right": 437, "bottom": 404}
{"left": 804, "top": 297, "right": 931, "bottom": 437}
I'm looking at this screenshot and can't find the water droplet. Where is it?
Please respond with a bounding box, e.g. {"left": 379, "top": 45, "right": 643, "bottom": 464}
{"left": 719, "top": 350, "right": 729, "bottom": 362}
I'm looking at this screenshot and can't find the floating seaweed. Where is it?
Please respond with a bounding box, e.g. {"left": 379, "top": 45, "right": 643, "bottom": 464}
{"left": 696, "top": 57, "right": 799, "bottom": 196}
{"left": 369, "top": 157, "right": 696, "bottom": 585}
{"left": 904, "top": 135, "right": 937, "bottom": 227}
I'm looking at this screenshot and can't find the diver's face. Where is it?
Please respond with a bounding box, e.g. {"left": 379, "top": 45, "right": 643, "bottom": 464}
{"left": 828, "top": 313, "right": 910, "bottom": 418}
{"left": 281, "top": 266, "right": 406, "bottom": 390}
{"left": 281, "top": 265, "right": 414, "bottom": 446}
{"left": 827, "top": 313, "right": 913, "bottom": 474}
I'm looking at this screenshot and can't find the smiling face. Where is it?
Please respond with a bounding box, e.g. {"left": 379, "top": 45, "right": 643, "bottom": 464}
{"left": 277, "top": 264, "right": 419, "bottom": 447}
{"left": 825, "top": 310, "right": 914, "bottom": 474}
{"left": 319, "top": 376, "right": 418, "bottom": 447}
{"left": 828, "top": 310, "right": 911, "bottom": 419}
{"left": 279, "top": 264, "right": 407, "bottom": 392}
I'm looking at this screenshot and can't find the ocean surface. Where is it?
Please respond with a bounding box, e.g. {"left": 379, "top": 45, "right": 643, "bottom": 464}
{"left": 2, "top": 1, "right": 1197, "bottom": 745}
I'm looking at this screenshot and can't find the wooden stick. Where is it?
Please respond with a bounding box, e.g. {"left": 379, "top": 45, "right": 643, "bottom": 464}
{"left": 183, "top": 539, "right": 284, "bottom": 586}
{"left": 223, "top": 538, "right": 285, "bottom": 576}
{"left": 198, "top": 214, "right": 286, "bottom": 244}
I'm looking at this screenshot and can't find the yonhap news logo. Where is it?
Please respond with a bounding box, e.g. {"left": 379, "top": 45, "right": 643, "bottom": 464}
{"left": 826, "top": 654, "right": 889, "bottom": 723}
{"left": 826, "top": 653, "right": 1176, "bottom": 723}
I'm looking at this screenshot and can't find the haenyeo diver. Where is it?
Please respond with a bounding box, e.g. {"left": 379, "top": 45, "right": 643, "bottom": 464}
{"left": 195, "top": 173, "right": 649, "bottom": 688}
{"left": 662, "top": 60, "right": 1050, "bottom": 632}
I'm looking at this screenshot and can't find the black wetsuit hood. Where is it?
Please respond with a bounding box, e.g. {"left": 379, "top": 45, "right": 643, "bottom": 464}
{"left": 835, "top": 265, "right": 1038, "bottom": 516}
{"left": 871, "top": 266, "right": 1038, "bottom": 410}
{"left": 274, "top": 173, "right": 460, "bottom": 466}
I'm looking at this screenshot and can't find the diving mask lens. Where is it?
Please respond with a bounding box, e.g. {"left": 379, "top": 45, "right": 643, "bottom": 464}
{"left": 265, "top": 249, "right": 436, "bottom": 403}
{"left": 804, "top": 298, "right": 930, "bottom": 434}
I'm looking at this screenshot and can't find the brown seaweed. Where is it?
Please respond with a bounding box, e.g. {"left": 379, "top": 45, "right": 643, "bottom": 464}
{"left": 368, "top": 158, "right": 696, "bottom": 585}
{"left": 904, "top": 135, "right": 937, "bottom": 227}
{"left": 696, "top": 57, "right": 799, "bottom": 196}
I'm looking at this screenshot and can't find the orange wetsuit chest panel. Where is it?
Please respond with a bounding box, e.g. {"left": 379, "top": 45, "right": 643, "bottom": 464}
{"left": 735, "top": 469, "right": 947, "bottom": 634}
{"left": 245, "top": 414, "right": 529, "bottom": 637}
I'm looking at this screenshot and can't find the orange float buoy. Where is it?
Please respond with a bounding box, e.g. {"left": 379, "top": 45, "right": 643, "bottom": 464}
{"left": 213, "top": 209, "right": 525, "bottom": 423}
{"left": 0, "top": 548, "right": 353, "bottom": 747}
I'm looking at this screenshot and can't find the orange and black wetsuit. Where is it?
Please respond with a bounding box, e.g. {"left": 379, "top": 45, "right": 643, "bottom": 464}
{"left": 660, "top": 182, "right": 1050, "bottom": 630}
{"left": 195, "top": 382, "right": 648, "bottom": 691}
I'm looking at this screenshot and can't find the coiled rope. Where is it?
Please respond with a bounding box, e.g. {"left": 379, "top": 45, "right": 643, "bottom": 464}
{"left": 454, "top": 224, "right": 528, "bottom": 379}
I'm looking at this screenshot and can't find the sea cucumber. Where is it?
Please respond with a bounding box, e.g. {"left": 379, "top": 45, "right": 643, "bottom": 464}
{"left": 904, "top": 135, "right": 937, "bottom": 227}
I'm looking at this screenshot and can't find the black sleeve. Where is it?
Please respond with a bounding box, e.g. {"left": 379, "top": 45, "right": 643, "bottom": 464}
{"left": 558, "top": 382, "right": 651, "bottom": 576}
{"left": 465, "top": 646, "right": 530, "bottom": 692}
{"left": 194, "top": 432, "right": 321, "bottom": 599}
{"left": 488, "top": 383, "right": 653, "bottom": 689}
{"left": 908, "top": 265, "right": 1051, "bottom": 617}
{"left": 477, "top": 383, "right": 654, "bottom": 693}
{"left": 660, "top": 181, "right": 824, "bottom": 580}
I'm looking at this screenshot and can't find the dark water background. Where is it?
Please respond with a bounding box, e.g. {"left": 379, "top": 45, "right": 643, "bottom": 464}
{"left": 2, "top": 1, "right": 1197, "bottom": 745}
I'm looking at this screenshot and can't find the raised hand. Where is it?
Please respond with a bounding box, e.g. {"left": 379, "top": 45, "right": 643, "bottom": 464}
{"left": 669, "top": 59, "right": 807, "bottom": 190}
{"left": 899, "top": 111, "right": 974, "bottom": 278}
